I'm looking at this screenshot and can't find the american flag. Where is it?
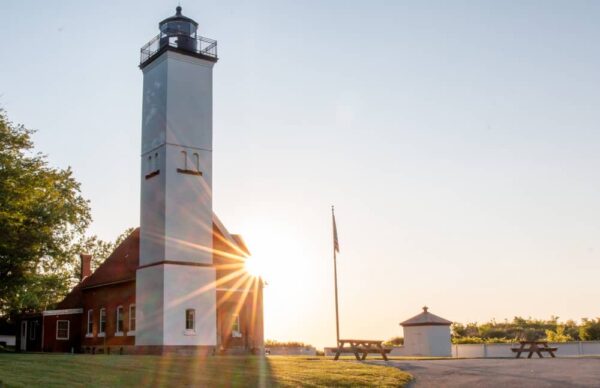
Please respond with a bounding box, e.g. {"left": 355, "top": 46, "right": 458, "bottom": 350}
{"left": 332, "top": 208, "right": 340, "bottom": 253}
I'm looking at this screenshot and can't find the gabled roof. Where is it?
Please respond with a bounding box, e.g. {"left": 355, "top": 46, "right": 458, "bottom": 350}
{"left": 400, "top": 307, "right": 452, "bottom": 327}
{"left": 82, "top": 228, "right": 140, "bottom": 289}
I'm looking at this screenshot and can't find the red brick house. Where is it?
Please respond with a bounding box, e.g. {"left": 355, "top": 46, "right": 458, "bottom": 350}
{"left": 17, "top": 214, "right": 264, "bottom": 354}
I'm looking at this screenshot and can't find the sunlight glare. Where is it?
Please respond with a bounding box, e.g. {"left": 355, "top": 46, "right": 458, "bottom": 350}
{"left": 244, "top": 257, "right": 263, "bottom": 278}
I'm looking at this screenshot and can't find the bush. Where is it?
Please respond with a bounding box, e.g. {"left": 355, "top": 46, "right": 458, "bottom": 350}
{"left": 579, "top": 319, "right": 600, "bottom": 341}
{"left": 383, "top": 336, "right": 404, "bottom": 346}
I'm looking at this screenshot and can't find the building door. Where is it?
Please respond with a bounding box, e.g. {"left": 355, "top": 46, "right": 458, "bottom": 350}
{"left": 20, "top": 321, "right": 27, "bottom": 351}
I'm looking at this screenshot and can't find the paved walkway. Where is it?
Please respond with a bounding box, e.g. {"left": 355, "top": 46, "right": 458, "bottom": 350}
{"left": 369, "top": 358, "right": 600, "bottom": 387}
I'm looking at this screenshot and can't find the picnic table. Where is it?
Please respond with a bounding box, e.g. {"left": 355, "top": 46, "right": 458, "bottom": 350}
{"left": 333, "top": 339, "right": 391, "bottom": 361}
{"left": 511, "top": 341, "right": 557, "bottom": 358}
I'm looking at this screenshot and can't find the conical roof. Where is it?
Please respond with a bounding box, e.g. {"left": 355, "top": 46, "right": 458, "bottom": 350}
{"left": 400, "top": 306, "right": 452, "bottom": 327}
{"left": 159, "top": 6, "right": 198, "bottom": 28}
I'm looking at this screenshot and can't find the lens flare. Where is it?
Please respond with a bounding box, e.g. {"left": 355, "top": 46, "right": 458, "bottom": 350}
{"left": 244, "top": 257, "right": 262, "bottom": 277}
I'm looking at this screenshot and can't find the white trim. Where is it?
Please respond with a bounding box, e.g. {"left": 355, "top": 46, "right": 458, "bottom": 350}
{"left": 114, "top": 332, "right": 124, "bottom": 337}
{"left": 126, "top": 330, "right": 136, "bottom": 337}
{"left": 43, "top": 308, "right": 83, "bottom": 316}
{"left": 85, "top": 333, "right": 94, "bottom": 338}
{"left": 97, "top": 332, "right": 105, "bottom": 338}
{"left": 56, "top": 320, "right": 69, "bottom": 340}
{"left": 183, "top": 329, "right": 197, "bottom": 336}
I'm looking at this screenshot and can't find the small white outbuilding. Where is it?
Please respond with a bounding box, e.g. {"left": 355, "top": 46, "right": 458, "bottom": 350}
{"left": 400, "top": 306, "right": 452, "bottom": 357}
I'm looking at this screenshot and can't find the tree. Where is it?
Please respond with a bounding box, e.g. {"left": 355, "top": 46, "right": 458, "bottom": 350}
{"left": 579, "top": 319, "right": 600, "bottom": 341}
{"left": 0, "top": 110, "right": 91, "bottom": 315}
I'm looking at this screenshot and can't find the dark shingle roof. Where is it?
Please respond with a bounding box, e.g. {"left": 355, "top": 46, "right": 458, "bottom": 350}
{"left": 400, "top": 306, "right": 452, "bottom": 327}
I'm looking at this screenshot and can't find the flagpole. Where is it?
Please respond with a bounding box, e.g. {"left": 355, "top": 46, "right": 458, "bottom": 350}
{"left": 332, "top": 206, "right": 340, "bottom": 345}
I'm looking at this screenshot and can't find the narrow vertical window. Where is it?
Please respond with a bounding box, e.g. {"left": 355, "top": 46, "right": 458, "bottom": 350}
{"left": 181, "top": 151, "right": 188, "bottom": 170}
{"left": 56, "top": 320, "right": 69, "bottom": 340}
{"left": 231, "top": 314, "right": 241, "bottom": 337}
{"left": 148, "top": 155, "right": 152, "bottom": 173}
{"left": 29, "top": 322, "right": 36, "bottom": 340}
{"left": 193, "top": 153, "right": 200, "bottom": 172}
{"left": 185, "top": 309, "right": 195, "bottom": 331}
{"left": 154, "top": 152, "right": 159, "bottom": 171}
{"left": 116, "top": 306, "right": 124, "bottom": 333}
{"left": 99, "top": 308, "right": 106, "bottom": 335}
{"left": 129, "top": 304, "right": 136, "bottom": 332}
{"left": 87, "top": 309, "right": 93, "bottom": 335}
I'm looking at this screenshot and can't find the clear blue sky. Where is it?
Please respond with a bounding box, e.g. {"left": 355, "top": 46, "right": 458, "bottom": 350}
{"left": 2, "top": 0, "right": 600, "bottom": 348}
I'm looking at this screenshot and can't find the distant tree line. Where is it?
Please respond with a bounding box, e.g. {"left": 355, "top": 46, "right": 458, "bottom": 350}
{"left": 452, "top": 317, "right": 600, "bottom": 343}
{"left": 265, "top": 340, "right": 314, "bottom": 348}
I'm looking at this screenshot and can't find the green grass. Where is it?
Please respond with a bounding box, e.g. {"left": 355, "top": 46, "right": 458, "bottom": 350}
{"left": 0, "top": 354, "right": 412, "bottom": 387}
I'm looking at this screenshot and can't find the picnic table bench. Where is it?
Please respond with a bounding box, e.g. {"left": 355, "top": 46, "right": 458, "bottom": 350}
{"left": 511, "top": 341, "right": 557, "bottom": 358}
{"left": 333, "top": 339, "right": 391, "bottom": 361}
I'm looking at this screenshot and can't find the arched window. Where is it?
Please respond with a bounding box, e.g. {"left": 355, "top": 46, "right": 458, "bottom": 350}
{"left": 193, "top": 153, "right": 200, "bottom": 172}
{"left": 181, "top": 151, "right": 188, "bottom": 170}
{"left": 185, "top": 309, "right": 195, "bottom": 331}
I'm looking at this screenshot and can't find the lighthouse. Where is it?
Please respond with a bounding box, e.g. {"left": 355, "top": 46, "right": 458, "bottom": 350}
{"left": 136, "top": 6, "right": 220, "bottom": 353}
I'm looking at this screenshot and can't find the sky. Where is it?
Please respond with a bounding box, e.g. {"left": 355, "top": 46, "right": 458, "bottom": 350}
{"left": 1, "top": 0, "right": 600, "bottom": 349}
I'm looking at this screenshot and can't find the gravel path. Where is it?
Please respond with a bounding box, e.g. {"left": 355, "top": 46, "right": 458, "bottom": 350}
{"left": 369, "top": 358, "right": 600, "bottom": 387}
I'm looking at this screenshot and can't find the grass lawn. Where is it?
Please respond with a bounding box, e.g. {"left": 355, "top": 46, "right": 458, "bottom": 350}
{"left": 0, "top": 354, "right": 412, "bottom": 387}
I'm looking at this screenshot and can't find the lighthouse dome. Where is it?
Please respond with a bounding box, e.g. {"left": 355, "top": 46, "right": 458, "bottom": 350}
{"left": 159, "top": 6, "right": 198, "bottom": 37}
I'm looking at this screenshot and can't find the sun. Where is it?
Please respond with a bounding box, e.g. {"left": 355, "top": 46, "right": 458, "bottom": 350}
{"left": 244, "top": 257, "right": 264, "bottom": 278}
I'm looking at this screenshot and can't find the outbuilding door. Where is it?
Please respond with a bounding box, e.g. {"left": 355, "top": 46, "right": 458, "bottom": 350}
{"left": 20, "top": 321, "right": 27, "bottom": 351}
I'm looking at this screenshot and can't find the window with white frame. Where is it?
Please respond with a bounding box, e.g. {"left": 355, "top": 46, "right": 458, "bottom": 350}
{"left": 129, "top": 304, "right": 136, "bottom": 333}
{"left": 185, "top": 309, "right": 195, "bottom": 331}
{"left": 87, "top": 309, "right": 93, "bottom": 335}
{"left": 231, "top": 314, "right": 241, "bottom": 338}
{"left": 56, "top": 320, "right": 69, "bottom": 340}
{"left": 116, "top": 306, "right": 124, "bottom": 334}
{"left": 99, "top": 308, "right": 106, "bottom": 335}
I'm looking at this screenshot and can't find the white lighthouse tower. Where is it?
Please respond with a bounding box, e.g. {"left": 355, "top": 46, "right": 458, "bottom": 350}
{"left": 136, "top": 7, "right": 219, "bottom": 353}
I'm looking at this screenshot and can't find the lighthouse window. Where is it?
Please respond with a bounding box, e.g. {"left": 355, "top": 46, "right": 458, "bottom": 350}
{"left": 193, "top": 153, "right": 200, "bottom": 172}
{"left": 154, "top": 152, "right": 159, "bottom": 171}
{"left": 185, "top": 309, "right": 195, "bottom": 331}
{"left": 181, "top": 151, "right": 188, "bottom": 170}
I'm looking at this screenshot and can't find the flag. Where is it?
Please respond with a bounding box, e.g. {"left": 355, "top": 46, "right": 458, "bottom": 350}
{"left": 332, "top": 207, "right": 340, "bottom": 253}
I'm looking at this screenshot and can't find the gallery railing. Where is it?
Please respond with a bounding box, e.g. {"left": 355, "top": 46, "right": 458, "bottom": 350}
{"left": 140, "top": 33, "right": 217, "bottom": 65}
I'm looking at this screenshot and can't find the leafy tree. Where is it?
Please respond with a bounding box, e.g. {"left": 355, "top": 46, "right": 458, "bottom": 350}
{"left": 545, "top": 326, "right": 574, "bottom": 342}
{"left": 579, "top": 319, "right": 600, "bottom": 341}
{"left": 0, "top": 110, "right": 91, "bottom": 315}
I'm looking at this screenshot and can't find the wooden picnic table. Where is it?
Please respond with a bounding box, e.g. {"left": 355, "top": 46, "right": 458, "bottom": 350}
{"left": 512, "top": 341, "right": 557, "bottom": 358}
{"left": 333, "top": 339, "right": 391, "bottom": 361}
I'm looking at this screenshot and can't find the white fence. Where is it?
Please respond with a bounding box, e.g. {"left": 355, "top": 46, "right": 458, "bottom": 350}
{"left": 267, "top": 346, "right": 317, "bottom": 356}
{"left": 325, "top": 341, "right": 600, "bottom": 358}
{"left": 452, "top": 341, "right": 600, "bottom": 358}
